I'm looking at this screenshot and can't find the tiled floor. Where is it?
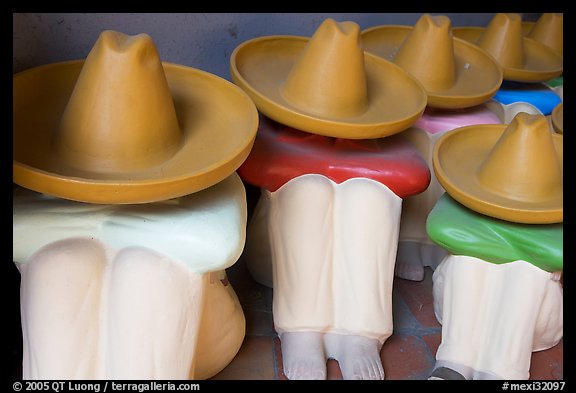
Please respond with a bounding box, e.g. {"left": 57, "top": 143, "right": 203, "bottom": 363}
{"left": 6, "top": 182, "right": 563, "bottom": 381}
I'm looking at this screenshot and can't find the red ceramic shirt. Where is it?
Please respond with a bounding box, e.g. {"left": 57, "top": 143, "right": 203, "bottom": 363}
{"left": 238, "top": 116, "right": 430, "bottom": 198}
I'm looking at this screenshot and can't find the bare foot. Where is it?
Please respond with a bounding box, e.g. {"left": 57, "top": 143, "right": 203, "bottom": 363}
{"left": 395, "top": 242, "right": 448, "bottom": 281}
{"left": 280, "top": 332, "right": 326, "bottom": 380}
{"left": 395, "top": 241, "right": 425, "bottom": 281}
{"left": 324, "top": 333, "right": 384, "bottom": 380}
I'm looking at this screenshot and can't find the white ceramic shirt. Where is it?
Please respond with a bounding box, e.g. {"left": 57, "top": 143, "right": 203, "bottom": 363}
{"left": 13, "top": 173, "right": 247, "bottom": 273}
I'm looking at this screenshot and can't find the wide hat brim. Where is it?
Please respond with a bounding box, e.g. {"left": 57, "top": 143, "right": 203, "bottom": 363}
{"left": 551, "top": 102, "right": 563, "bottom": 134}
{"left": 433, "top": 124, "right": 563, "bottom": 224}
{"left": 13, "top": 60, "right": 258, "bottom": 204}
{"left": 361, "top": 25, "right": 503, "bottom": 109}
{"left": 452, "top": 27, "right": 563, "bottom": 82}
{"left": 230, "top": 35, "right": 427, "bottom": 139}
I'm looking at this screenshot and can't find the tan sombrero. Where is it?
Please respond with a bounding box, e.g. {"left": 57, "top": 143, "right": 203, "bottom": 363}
{"left": 527, "top": 13, "right": 563, "bottom": 58}
{"left": 551, "top": 102, "right": 563, "bottom": 134}
{"left": 230, "top": 18, "right": 427, "bottom": 139}
{"left": 362, "top": 14, "right": 503, "bottom": 109}
{"left": 433, "top": 112, "right": 563, "bottom": 224}
{"left": 13, "top": 30, "right": 258, "bottom": 204}
{"left": 452, "top": 13, "right": 563, "bottom": 82}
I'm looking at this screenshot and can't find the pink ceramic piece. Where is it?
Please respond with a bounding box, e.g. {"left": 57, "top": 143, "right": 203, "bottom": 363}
{"left": 414, "top": 103, "right": 501, "bottom": 135}
{"left": 238, "top": 116, "right": 431, "bottom": 197}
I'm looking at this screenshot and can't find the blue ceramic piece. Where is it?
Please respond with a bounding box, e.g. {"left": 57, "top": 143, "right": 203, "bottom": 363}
{"left": 493, "top": 81, "right": 561, "bottom": 115}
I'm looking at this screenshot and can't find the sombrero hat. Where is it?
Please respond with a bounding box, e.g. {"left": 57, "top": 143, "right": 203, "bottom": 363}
{"left": 452, "top": 13, "right": 563, "bottom": 82}
{"left": 361, "top": 14, "right": 503, "bottom": 109}
{"left": 551, "top": 102, "right": 563, "bottom": 134}
{"left": 230, "top": 18, "right": 427, "bottom": 139}
{"left": 433, "top": 112, "right": 562, "bottom": 224}
{"left": 13, "top": 30, "right": 258, "bottom": 204}
{"left": 526, "top": 13, "right": 563, "bottom": 57}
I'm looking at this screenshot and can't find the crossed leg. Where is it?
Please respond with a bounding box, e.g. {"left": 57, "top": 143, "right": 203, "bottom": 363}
{"left": 270, "top": 175, "right": 332, "bottom": 380}
{"left": 431, "top": 256, "right": 563, "bottom": 380}
{"left": 19, "top": 238, "right": 108, "bottom": 379}
{"left": 106, "top": 246, "right": 203, "bottom": 379}
{"left": 18, "top": 239, "right": 244, "bottom": 380}
{"left": 270, "top": 175, "right": 401, "bottom": 380}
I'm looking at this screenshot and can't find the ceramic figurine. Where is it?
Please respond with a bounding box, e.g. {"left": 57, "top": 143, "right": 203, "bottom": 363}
{"left": 492, "top": 13, "right": 564, "bottom": 104}
{"left": 239, "top": 116, "right": 431, "bottom": 286}
{"left": 12, "top": 30, "right": 258, "bottom": 379}
{"left": 362, "top": 14, "right": 503, "bottom": 280}
{"left": 497, "top": 13, "right": 564, "bottom": 128}
{"left": 362, "top": 14, "right": 502, "bottom": 109}
{"left": 427, "top": 112, "right": 563, "bottom": 380}
{"left": 452, "top": 13, "right": 562, "bottom": 83}
{"left": 231, "top": 18, "right": 429, "bottom": 379}
{"left": 453, "top": 13, "right": 563, "bottom": 120}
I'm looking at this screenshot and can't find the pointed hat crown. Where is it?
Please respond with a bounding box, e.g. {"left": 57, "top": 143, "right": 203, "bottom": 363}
{"left": 57, "top": 30, "right": 182, "bottom": 173}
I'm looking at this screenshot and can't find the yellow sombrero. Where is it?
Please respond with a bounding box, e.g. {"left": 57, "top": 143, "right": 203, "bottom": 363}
{"left": 524, "top": 13, "right": 563, "bottom": 57}
{"left": 433, "top": 112, "right": 562, "bottom": 224}
{"left": 230, "top": 18, "right": 427, "bottom": 139}
{"left": 551, "top": 102, "right": 563, "bottom": 134}
{"left": 13, "top": 30, "right": 258, "bottom": 204}
{"left": 362, "top": 14, "right": 503, "bottom": 109}
{"left": 453, "top": 13, "right": 563, "bottom": 82}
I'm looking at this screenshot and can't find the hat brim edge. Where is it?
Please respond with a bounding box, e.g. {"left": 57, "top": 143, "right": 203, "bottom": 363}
{"left": 230, "top": 35, "right": 428, "bottom": 139}
{"left": 432, "top": 125, "right": 563, "bottom": 224}
{"left": 361, "top": 26, "right": 504, "bottom": 109}
{"left": 13, "top": 61, "right": 259, "bottom": 204}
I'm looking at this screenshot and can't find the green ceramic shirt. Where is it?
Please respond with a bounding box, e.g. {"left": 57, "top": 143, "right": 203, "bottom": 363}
{"left": 546, "top": 75, "right": 563, "bottom": 88}
{"left": 426, "top": 193, "right": 563, "bottom": 272}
